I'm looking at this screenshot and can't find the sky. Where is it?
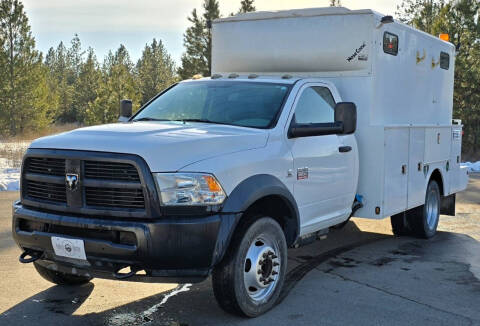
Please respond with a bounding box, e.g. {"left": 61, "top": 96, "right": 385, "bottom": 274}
{"left": 22, "top": 0, "right": 402, "bottom": 65}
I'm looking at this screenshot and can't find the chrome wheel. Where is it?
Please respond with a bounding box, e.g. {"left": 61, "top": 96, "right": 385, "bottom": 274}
{"left": 243, "top": 235, "right": 281, "bottom": 302}
{"left": 213, "top": 217, "right": 287, "bottom": 316}
{"left": 425, "top": 185, "right": 440, "bottom": 230}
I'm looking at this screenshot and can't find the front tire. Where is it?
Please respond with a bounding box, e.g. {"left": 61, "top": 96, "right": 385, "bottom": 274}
{"left": 212, "top": 216, "right": 287, "bottom": 317}
{"left": 34, "top": 262, "right": 92, "bottom": 285}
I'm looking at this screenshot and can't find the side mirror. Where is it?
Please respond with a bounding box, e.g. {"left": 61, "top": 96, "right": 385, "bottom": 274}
{"left": 334, "top": 102, "right": 357, "bottom": 134}
{"left": 118, "top": 99, "right": 132, "bottom": 122}
{"left": 288, "top": 122, "right": 343, "bottom": 138}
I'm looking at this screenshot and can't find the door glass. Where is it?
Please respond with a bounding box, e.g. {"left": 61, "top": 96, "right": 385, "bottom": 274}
{"left": 294, "top": 86, "right": 336, "bottom": 124}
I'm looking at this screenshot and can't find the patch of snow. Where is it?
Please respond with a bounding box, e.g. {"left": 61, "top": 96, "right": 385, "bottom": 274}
{"left": 461, "top": 161, "right": 480, "bottom": 173}
{"left": 0, "top": 158, "right": 20, "bottom": 191}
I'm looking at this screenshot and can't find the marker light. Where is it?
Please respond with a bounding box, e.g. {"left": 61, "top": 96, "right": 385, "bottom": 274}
{"left": 439, "top": 34, "right": 449, "bottom": 42}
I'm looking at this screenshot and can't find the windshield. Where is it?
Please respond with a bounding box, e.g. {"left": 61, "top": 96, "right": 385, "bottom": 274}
{"left": 133, "top": 81, "right": 291, "bottom": 128}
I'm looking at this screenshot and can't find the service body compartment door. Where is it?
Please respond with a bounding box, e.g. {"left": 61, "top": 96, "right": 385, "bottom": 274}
{"left": 424, "top": 127, "right": 451, "bottom": 163}
{"left": 383, "top": 128, "right": 409, "bottom": 216}
{"left": 407, "top": 128, "right": 426, "bottom": 208}
{"left": 449, "top": 125, "right": 464, "bottom": 194}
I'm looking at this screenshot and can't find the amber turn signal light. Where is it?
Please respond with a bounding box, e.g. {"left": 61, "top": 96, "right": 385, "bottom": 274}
{"left": 439, "top": 34, "right": 449, "bottom": 42}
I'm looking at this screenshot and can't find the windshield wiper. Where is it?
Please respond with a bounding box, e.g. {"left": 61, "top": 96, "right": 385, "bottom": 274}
{"left": 178, "top": 119, "right": 235, "bottom": 126}
{"left": 132, "top": 117, "right": 172, "bottom": 122}
{"left": 179, "top": 118, "right": 215, "bottom": 124}
{"left": 134, "top": 117, "right": 235, "bottom": 126}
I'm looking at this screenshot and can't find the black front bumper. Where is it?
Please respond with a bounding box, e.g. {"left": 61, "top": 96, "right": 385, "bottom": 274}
{"left": 12, "top": 201, "right": 240, "bottom": 283}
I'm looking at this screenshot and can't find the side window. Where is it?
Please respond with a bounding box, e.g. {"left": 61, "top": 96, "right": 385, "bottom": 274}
{"left": 383, "top": 32, "right": 399, "bottom": 56}
{"left": 440, "top": 52, "right": 450, "bottom": 70}
{"left": 293, "top": 86, "right": 336, "bottom": 124}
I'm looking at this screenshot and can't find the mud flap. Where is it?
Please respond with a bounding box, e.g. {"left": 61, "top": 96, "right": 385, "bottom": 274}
{"left": 440, "top": 193, "right": 455, "bottom": 216}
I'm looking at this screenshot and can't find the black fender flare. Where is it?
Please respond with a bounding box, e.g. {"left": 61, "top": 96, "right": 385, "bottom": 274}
{"left": 211, "top": 174, "right": 300, "bottom": 266}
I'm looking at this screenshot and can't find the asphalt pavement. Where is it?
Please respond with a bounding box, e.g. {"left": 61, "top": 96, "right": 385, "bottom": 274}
{"left": 1, "top": 175, "right": 479, "bottom": 326}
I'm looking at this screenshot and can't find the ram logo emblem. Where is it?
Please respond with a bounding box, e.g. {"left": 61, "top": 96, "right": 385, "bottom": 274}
{"left": 65, "top": 173, "right": 79, "bottom": 191}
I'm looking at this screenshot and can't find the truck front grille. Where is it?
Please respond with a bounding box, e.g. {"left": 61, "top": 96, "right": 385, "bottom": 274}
{"left": 84, "top": 161, "right": 141, "bottom": 182}
{"left": 21, "top": 152, "right": 152, "bottom": 218}
{"left": 25, "top": 157, "right": 65, "bottom": 176}
{"left": 24, "top": 180, "right": 67, "bottom": 203}
{"left": 85, "top": 187, "right": 145, "bottom": 209}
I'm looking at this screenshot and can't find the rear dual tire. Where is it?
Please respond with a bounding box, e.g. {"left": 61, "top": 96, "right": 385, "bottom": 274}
{"left": 212, "top": 216, "right": 287, "bottom": 317}
{"left": 391, "top": 180, "right": 441, "bottom": 238}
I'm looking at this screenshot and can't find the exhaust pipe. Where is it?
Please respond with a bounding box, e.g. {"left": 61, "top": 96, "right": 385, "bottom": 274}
{"left": 19, "top": 250, "right": 43, "bottom": 264}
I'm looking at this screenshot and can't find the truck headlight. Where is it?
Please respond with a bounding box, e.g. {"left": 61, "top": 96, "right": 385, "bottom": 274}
{"left": 153, "top": 173, "right": 226, "bottom": 206}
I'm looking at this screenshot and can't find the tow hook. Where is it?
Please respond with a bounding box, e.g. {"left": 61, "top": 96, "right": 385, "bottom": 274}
{"left": 19, "top": 250, "right": 43, "bottom": 264}
{"left": 113, "top": 266, "right": 141, "bottom": 279}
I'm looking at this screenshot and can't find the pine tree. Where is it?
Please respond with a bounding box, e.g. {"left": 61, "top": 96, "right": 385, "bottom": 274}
{"left": 239, "top": 0, "right": 255, "bottom": 13}
{"left": 44, "top": 35, "right": 88, "bottom": 123}
{"left": 51, "top": 41, "right": 76, "bottom": 123}
{"left": 178, "top": 0, "right": 220, "bottom": 79}
{"left": 178, "top": 9, "right": 206, "bottom": 79}
{"left": 0, "top": 0, "right": 50, "bottom": 135}
{"left": 44, "top": 47, "right": 60, "bottom": 121}
{"left": 136, "top": 38, "right": 177, "bottom": 105}
{"left": 330, "top": 0, "right": 342, "bottom": 6}
{"left": 67, "top": 34, "right": 84, "bottom": 80}
{"left": 202, "top": 0, "right": 219, "bottom": 77}
{"left": 396, "top": 0, "right": 445, "bottom": 34}
{"left": 74, "top": 47, "right": 100, "bottom": 124}
{"left": 85, "top": 45, "right": 140, "bottom": 125}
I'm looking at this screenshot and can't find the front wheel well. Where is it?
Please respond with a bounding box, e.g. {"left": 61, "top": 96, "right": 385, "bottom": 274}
{"left": 242, "top": 195, "right": 298, "bottom": 247}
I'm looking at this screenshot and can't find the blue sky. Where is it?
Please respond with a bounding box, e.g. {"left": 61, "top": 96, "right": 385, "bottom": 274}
{"left": 22, "top": 0, "right": 400, "bottom": 66}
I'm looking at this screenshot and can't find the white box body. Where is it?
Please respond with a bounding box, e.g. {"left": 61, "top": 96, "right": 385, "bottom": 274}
{"left": 212, "top": 7, "right": 468, "bottom": 219}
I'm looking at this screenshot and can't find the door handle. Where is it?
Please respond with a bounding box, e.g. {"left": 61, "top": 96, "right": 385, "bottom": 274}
{"left": 339, "top": 146, "right": 352, "bottom": 153}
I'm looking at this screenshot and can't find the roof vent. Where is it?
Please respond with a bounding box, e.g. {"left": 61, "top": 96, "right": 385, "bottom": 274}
{"left": 248, "top": 74, "right": 258, "bottom": 79}
{"left": 282, "top": 74, "right": 292, "bottom": 79}
{"left": 211, "top": 74, "right": 223, "bottom": 79}
{"left": 228, "top": 73, "right": 239, "bottom": 79}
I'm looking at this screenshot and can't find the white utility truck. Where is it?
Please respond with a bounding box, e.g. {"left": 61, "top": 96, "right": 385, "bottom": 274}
{"left": 13, "top": 7, "right": 468, "bottom": 317}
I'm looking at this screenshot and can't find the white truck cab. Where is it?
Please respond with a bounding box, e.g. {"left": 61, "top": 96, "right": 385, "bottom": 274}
{"left": 12, "top": 7, "right": 468, "bottom": 318}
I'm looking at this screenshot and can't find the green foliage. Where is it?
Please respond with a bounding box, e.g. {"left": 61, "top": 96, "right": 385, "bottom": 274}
{"left": 85, "top": 45, "right": 140, "bottom": 125}
{"left": 45, "top": 41, "right": 75, "bottom": 123}
{"left": 0, "top": 0, "right": 50, "bottom": 136}
{"left": 178, "top": 0, "right": 221, "bottom": 79}
{"left": 397, "top": 0, "right": 480, "bottom": 159}
{"left": 1, "top": 0, "right": 478, "bottom": 163}
{"left": 74, "top": 47, "right": 101, "bottom": 124}
{"left": 239, "top": 0, "right": 255, "bottom": 13}
{"left": 330, "top": 0, "right": 342, "bottom": 7}
{"left": 0, "top": 1, "right": 180, "bottom": 132}
{"left": 137, "top": 39, "right": 177, "bottom": 105}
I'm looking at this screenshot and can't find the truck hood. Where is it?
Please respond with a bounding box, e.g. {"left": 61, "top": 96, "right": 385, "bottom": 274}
{"left": 30, "top": 122, "right": 269, "bottom": 172}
